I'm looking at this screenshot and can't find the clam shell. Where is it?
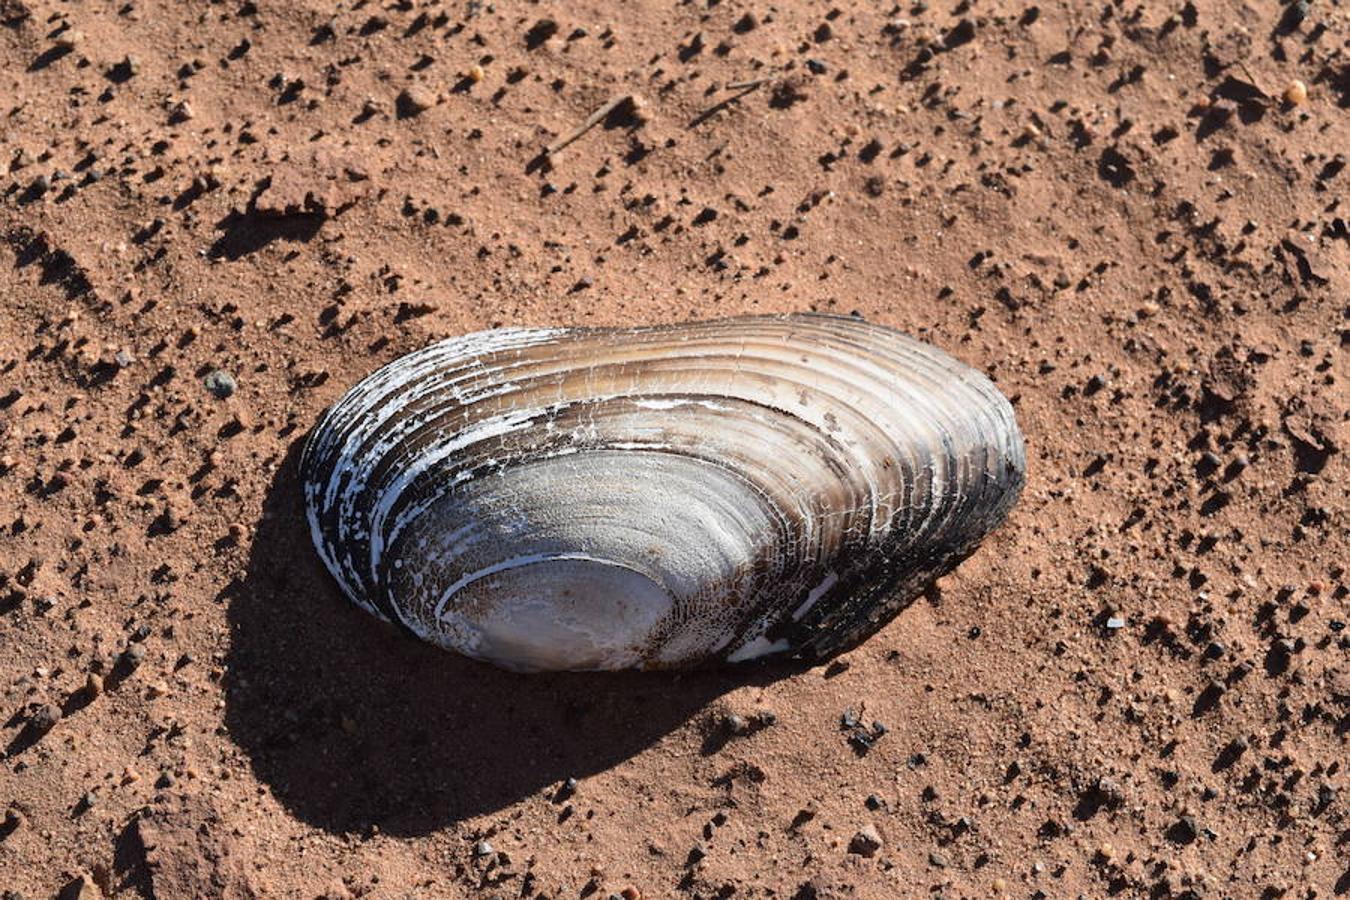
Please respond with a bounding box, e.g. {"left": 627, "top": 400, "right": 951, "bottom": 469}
{"left": 301, "top": 314, "right": 1025, "bottom": 671}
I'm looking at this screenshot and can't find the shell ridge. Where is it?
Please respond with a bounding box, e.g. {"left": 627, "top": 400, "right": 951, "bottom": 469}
{"left": 301, "top": 314, "right": 1026, "bottom": 670}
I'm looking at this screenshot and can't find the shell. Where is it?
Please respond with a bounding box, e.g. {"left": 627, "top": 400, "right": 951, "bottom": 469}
{"left": 301, "top": 314, "right": 1025, "bottom": 672}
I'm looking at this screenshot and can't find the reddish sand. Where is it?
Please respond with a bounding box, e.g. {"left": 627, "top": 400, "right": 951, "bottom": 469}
{"left": 0, "top": 0, "right": 1345, "bottom": 897}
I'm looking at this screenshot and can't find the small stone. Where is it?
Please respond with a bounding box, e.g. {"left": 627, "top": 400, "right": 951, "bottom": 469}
{"left": 56, "top": 28, "right": 84, "bottom": 50}
{"left": 468, "top": 64, "right": 484, "bottom": 83}
{"left": 724, "top": 713, "right": 749, "bottom": 734}
{"left": 31, "top": 702, "right": 61, "bottom": 732}
{"left": 627, "top": 95, "right": 651, "bottom": 125}
{"left": 3, "top": 807, "right": 24, "bottom": 832}
{"left": 321, "top": 881, "right": 352, "bottom": 900}
{"left": 62, "top": 874, "right": 102, "bottom": 900}
{"left": 1096, "top": 776, "right": 1124, "bottom": 804}
{"left": 1106, "top": 616, "right": 1126, "bottom": 630}
{"left": 122, "top": 643, "right": 147, "bottom": 668}
{"left": 398, "top": 85, "right": 436, "bottom": 116}
{"left": 1168, "top": 815, "right": 1199, "bottom": 844}
{"left": 146, "top": 681, "right": 170, "bottom": 699}
{"left": 943, "top": 18, "right": 977, "bottom": 49}
{"left": 928, "top": 850, "right": 948, "bottom": 868}
{"left": 524, "top": 18, "right": 559, "bottom": 48}
{"left": 848, "top": 824, "right": 883, "bottom": 857}
{"left": 789, "top": 804, "right": 818, "bottom": 830}
{"left": 474, "top": 840, "right": 494, "bottom": 857}
{"left": 1283, "top": 79, "right": 1308, "bottom": 106}
{"left": 203, "top": 369, "right": 237, "bottom": 399}
{"left": 85, "top": 672, "right": 103, "bottom": 698}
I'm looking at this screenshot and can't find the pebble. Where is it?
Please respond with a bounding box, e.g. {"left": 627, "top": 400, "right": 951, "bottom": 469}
{"left": 62, "top": 875, "right": 102, "bottom": 900}
{"left": 1170, "top": 815, "right": 1199, "bottom": 844}
{"left": 85, "top": 672, "right": 103, "bottom": 697}
{"left": 474, "top": 840, "right": 494, "bottom": 857}
{"left": 848, "top": 824, "right": 883, "bottom": 857}
{"left": 555, "top": 776, "right": 578, "bottom": 802}
{"left": 2, "top": 808, "right": 24, "bottom": 832}
{"left": 123, "top": 643, "right": 147, "bottom": 668}
{"left": 31, "top": 702, "right": 62, "bottom": 732}
{"left": 203, "top": 369, "right": 237, "bottom": 399}
{"left": 1096, "top": 776, "right": 1124, "bottom": 804}
{"left": 1283, "top": 79, "right": 1308, "bottom": 106}
{"left": 55, "top": 29, "right": 85, "bottom": 50}
{"left": 399, "top": 85, "right": 436, "bottom": 116}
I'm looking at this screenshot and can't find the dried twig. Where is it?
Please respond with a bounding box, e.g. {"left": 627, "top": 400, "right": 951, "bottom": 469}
{"left": 688, "top": 79, "right": 766, "bottom": 128}
{"left": 1233, "top": 61, "right": 1271, "bottom": 103}
{"left": 545, "top": 94, "right": 633, "bottom": 156}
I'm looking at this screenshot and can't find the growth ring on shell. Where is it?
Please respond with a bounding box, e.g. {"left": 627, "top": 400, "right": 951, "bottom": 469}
{"left": 300, "top": 314, "right": 1025, "bottom": 672}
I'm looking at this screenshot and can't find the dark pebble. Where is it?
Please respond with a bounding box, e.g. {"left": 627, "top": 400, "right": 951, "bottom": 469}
{"left": 31, "top": 703, "right": 61, "bottom": 732}
{"left": 204, "top": 369, "right": 237, "bottom": 399}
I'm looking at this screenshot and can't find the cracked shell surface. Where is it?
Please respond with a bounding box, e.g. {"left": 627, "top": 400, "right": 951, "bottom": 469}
{"left": 300, "top": 314, "right": 1026, "bottom": 672}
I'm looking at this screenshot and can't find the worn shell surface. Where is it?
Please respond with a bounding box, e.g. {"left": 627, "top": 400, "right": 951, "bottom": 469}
{"left": 301, "top": 314, "right": 1025, "bottom": 672}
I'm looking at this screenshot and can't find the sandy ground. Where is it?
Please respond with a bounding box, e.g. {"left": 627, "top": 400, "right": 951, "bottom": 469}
{"left": 1, "top": 0, "right": 1347, "bottom": 897}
